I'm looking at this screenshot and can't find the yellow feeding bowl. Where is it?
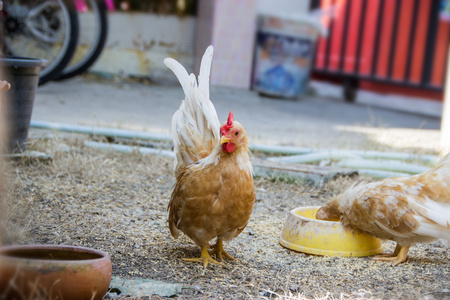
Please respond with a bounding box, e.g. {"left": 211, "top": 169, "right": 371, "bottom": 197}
{"left": 279, "top": 206, "right": 383, "bottom": 257}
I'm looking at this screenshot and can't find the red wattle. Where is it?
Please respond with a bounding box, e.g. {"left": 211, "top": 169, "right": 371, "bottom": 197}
{"left": 222, "top": 142, "right": 236, "bottom": 153}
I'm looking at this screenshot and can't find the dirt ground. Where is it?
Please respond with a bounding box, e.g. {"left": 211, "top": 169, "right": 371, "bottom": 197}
{"left": 1, "top": 134, "right": 450, "bottom": 300}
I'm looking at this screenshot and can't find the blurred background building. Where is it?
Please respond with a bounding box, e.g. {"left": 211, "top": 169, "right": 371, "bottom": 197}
{"left": 91, "top": 0, "right": 450, "bottom": 103}
{"left": 92, "top": 0, "right": 309, "bottom": 90}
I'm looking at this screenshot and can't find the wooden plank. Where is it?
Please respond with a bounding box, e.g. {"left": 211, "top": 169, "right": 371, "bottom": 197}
{"left": 251, "top": 158, "right": 357, "bottom": 185}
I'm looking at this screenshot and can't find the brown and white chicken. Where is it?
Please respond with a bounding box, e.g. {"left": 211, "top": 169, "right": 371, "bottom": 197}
{"left": 164, "top": 46, "right": 255, "bottom": 268}
{"left": 316, "top": 154, "right": 450, "bottom": 266}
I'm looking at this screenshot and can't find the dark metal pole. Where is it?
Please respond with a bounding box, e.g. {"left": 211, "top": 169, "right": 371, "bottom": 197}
{"left": 354, "top": 0, "right": 367, "bottom": 74}
{"left": 338, "top": 0, "right": 352, "bottom": 72}
{"left": 422, "top": 0, "right": 441, "bottom": 86}
{"left": 404, "top": 0, "right": 419, "bottom": 81}
{"left": 387, "top": 0, "right": 402, "bottom": 79}
{"left": 325, "top": 0, "right": 337, "bottom": 70}
{"left": 371, "top": 0, "right": 385, "bottom": 76}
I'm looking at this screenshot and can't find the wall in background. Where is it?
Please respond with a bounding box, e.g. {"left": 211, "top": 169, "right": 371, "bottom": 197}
{"left": 90, "top": 12, "right": 196, "bottom": 81}
{"left": 90, "top": 0, "right": 311, "bottom": 86}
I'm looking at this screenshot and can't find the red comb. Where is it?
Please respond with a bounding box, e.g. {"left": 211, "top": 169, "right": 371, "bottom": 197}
{"left": 220, "top": 111, "right": 234, "bottom": 136}
{"left": 227, "top": 111, "right": 234, "bottom": 126}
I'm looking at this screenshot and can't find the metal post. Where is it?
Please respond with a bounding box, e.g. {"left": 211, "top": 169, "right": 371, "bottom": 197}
{"left": 441, "top": 45, "right": 450, "bottom": 152}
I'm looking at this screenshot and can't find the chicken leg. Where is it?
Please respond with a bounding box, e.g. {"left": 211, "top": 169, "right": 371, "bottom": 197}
{"left": 209, "top": 238, "right": 235, "bottom": 261}
{"left": 373, "top": 244, "right": 410, "bottom": 266}
{"left": 184, "top": 246, "right": 221, "bottom": 268}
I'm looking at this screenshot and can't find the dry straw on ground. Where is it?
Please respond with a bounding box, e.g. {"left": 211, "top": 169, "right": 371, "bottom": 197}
{"left": 2, "top": 133, "right": 449, "bottom": 299}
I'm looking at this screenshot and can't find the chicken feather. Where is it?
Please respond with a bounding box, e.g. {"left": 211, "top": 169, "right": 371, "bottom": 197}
{"left": 316, "top": 153, "right": 450, "bottom": 266}
{"left": 164, "top": 46, "right": 220, "bottom": 177}
{"left": 164, "top": 46, "right": 255, "bottom": 268}
{"left": 198, "top": 45, "right": 213, "bottom": 101}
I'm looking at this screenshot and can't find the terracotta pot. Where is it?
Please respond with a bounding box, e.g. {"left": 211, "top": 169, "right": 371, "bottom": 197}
{"left": 0, "top": 244, "right": 112, "bottom": 300}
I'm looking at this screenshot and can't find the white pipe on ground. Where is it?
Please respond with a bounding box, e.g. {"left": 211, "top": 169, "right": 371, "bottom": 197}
{"left": 267, "top": 151, "right": 360, "bottom": 164}
{"left": 84, "top": 141, "right": 175, "bottom": 158}
{"left": 266, "top": 149, "right": 438, "bottom": 164}
{"left": 31, "top": 120, "right": 172, "bottom": 142}
{"left": 336, "top": 159, "right": 429, "bottom": 174}
{"left": 84, "top": 141, "right": 411, "bottom": 179}
{"left": 84, "top": 141, "right": 425, "bottom": 179}
{"left": 356, "top": 169, "right": 411, "bottom": 178}
{"left": 31, "top": 121, "right": 439, "bottom": 176}
{"left": 248, "top": 143, "right": 313, "bottom": 155}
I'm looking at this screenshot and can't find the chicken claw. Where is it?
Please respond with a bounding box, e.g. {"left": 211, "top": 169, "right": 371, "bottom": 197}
{"left": 209, "top": 238, "right": 235, "bottom": 261}
{"left": 373, "top": 245, "right": 410, "bottom": 266}
{"left": 184, "top": 246, "right": 222, "bottom": 268}
{"left": 374, "top": 244, "right": 401, "bottom": 257}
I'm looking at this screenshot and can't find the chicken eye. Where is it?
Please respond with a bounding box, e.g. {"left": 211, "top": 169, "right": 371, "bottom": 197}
{"left": 235, "top": 131, "right": 239, "bottom": 136}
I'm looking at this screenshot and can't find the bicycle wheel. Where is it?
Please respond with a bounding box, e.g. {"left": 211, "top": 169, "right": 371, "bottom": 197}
{"left": 56, "top": 0, "right": 108, "bottom": 80}
{"left": 2, "top": 0, "right": 79, "bottom": 85}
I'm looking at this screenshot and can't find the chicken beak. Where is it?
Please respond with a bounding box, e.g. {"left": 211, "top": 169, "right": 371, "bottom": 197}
{"left": 220, "top": 136, "right": 231, "bottom": 144}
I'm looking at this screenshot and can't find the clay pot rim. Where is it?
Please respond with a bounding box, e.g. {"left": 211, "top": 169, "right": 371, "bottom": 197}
{"left": 0, "top": 244, "right": 110, "bottom": 264}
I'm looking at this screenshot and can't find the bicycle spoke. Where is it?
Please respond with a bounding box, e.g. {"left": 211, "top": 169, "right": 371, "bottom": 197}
{"left": 2, "top": 0, "right": 79, "bottom": 84}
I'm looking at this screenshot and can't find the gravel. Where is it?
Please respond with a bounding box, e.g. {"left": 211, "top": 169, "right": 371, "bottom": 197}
{"left": 1, "top": 134, "right": 449, "bottom": 300}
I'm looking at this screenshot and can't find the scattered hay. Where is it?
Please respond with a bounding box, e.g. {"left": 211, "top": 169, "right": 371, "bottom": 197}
{"left": 2, "top": 133, "right": 449, "bottom": 299}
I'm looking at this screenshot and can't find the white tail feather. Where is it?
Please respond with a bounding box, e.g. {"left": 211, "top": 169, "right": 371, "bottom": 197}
{"left": 198, "top": 45, "right": 214, "bottom": 100}
{"left": 412, "top": 198, "right": 450, "bottom": 229}
{"left": 163, "top": 58, "right": 191, "bottom": 100}
{"left": 165, "top": 46, "right": 221, "bottom": 176}
{"left": 415, "top": 218, "right": 450, "bottom": 241}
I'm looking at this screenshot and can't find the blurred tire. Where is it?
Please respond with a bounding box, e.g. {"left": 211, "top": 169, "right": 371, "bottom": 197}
{"left": 56, "top": 0, "right": 108, "bottom": 80}
{"left": 2, "top": 0, "right": 79, "bottom": 85}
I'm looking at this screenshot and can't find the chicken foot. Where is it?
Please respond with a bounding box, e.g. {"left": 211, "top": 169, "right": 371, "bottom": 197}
{"left": 373, "top": 244, "right": 410, "bottom": 266}
{"left": 375, "top": 244, "right": 402, "bottom": 257}
{"left": 209, "top": 238, "right": 235, "bottom": 261}
{"left": 184, "top": 246, "right": 222, "bottom": 268}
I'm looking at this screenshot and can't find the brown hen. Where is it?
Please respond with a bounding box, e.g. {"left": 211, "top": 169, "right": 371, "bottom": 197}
{"left": 164, "top": 46, "right": 255, "bottom": 268}
{"left": 316, "top": 154, "right": 450, "bottom": 266}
